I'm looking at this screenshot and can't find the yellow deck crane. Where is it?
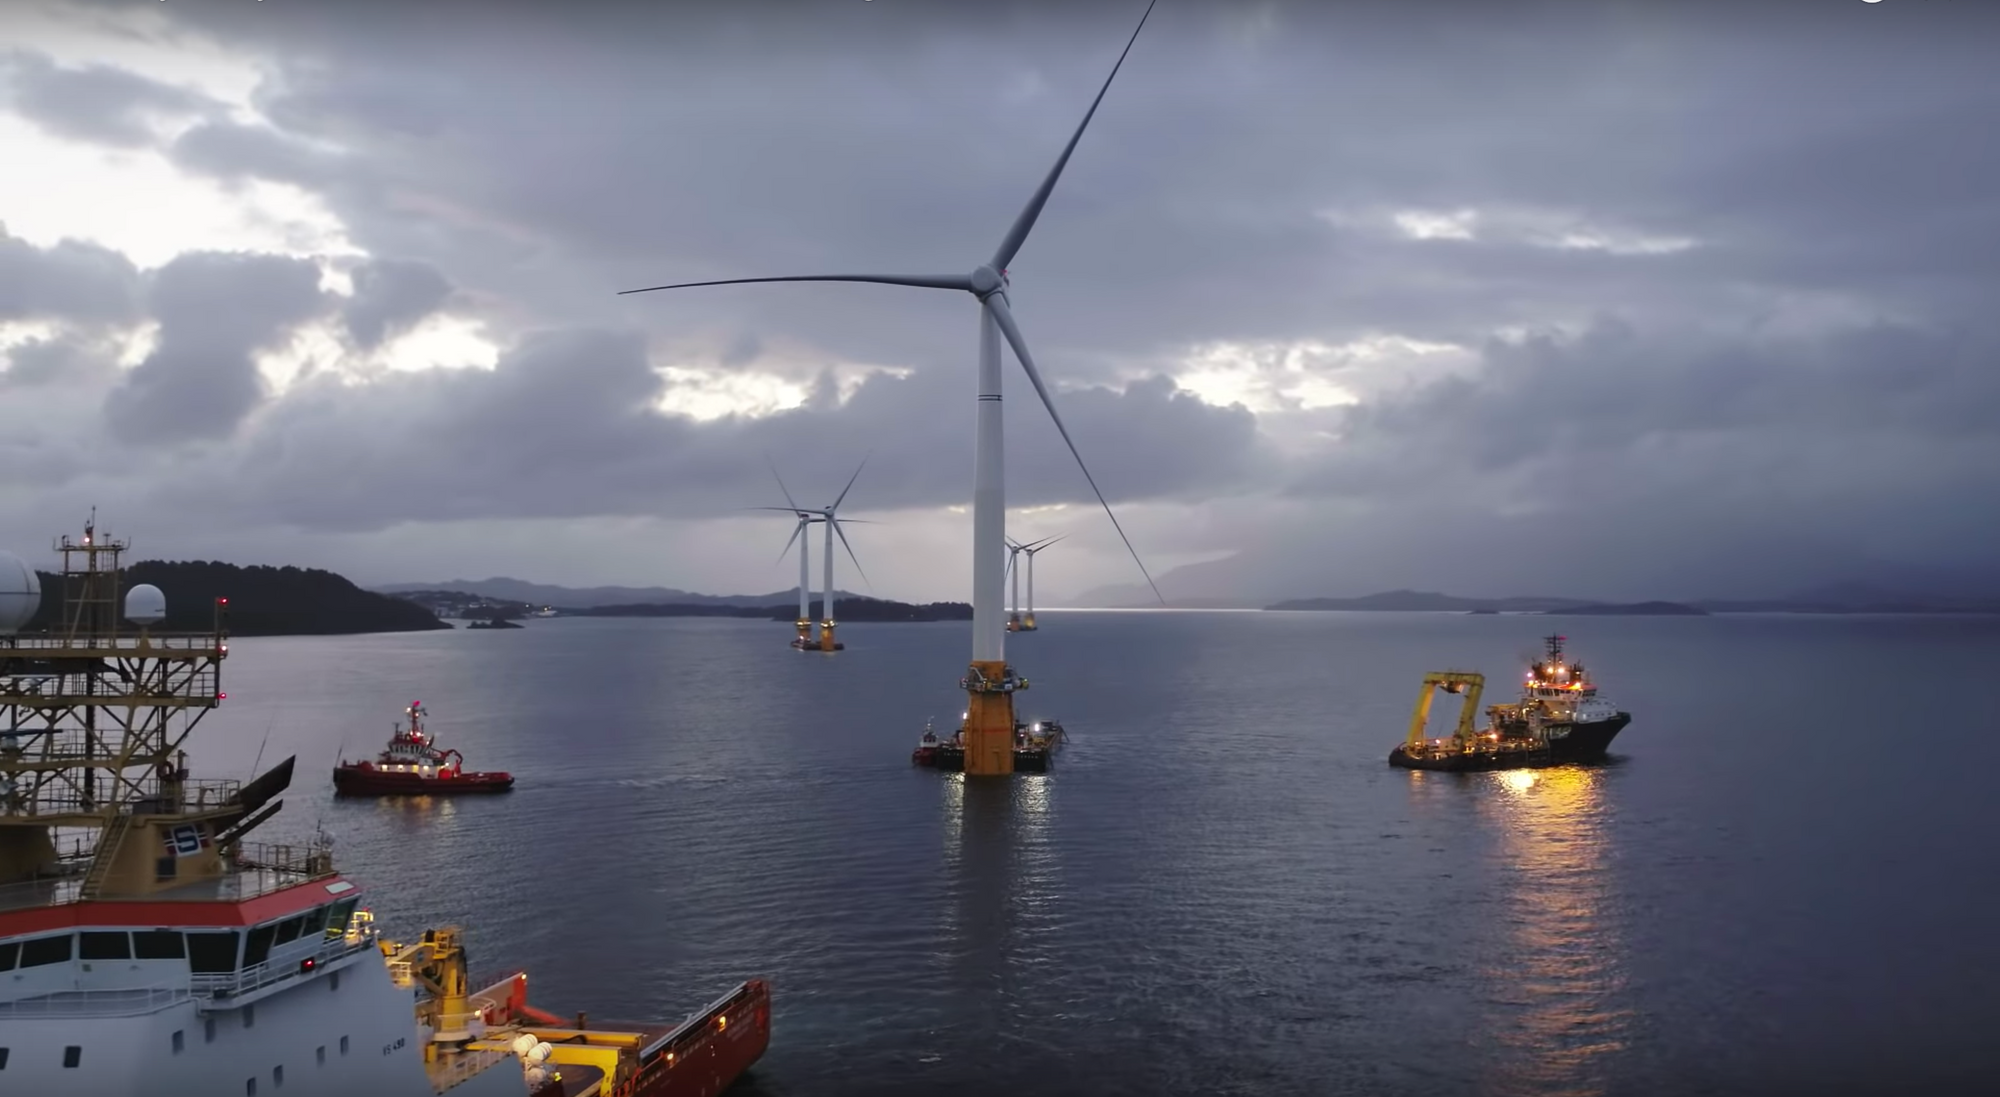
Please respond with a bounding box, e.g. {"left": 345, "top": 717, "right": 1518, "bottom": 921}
{"left": 380, "top": 926, "right": 479, "bottom": 1060}
{"left": 1405, "top": 671, "right": 1486, "bottom": 753}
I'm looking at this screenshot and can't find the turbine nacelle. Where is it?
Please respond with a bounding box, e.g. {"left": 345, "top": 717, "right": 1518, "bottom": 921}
{"left": 969, "top": 264, "right": 1005, "bottom": 297}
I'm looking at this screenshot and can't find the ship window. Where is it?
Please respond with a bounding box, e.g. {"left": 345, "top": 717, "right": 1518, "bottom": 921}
{"left": 339, "top": 1036, "right": 349, "bottom": 1056}
{"left": 172, "top": 1030, "right": 185, "bottom": 1054}
{"left": 243, "top": 925, "right": 276, "bottom": 967}
{"left": 274, "top": 1064, "right": 284, "bottom": 1087}
{"left": 0, "top": 1047, "right": 8, "bottom": 1069}
{"left": 204, "top": 1018, "right": 217, "bottom": 1043}
{"left": 316, "top": 1046, "right": 325, "bottom": 1066}
{"left": 329, "top": 970, "right": 341, "bottom": 992}
{"left": 243, "top": 1004, "right": 256, "bottom": 1029}
{"left": 80, "top": 931, "right": 132, "bottom": 960}
{"left": 134, "top": 930, "right": 185, "bottom": 960}
{"left": 0, "top": 941, "right": 16, "bottom": 971}
{"left": 63, "top": 1046, "right": 81, "bottom": 1068}
{"left": 323, "top": 897, "right": 359, "bottom": 938}
{"left": 274, "top": 914, "right": 306, "bottom": 945}
{"left": 20, "top": 934, "right": 72, "bottom": 967}
{"left": 246, "top": 1079, "right": 257, "bottom": 1096}
{"left": 187, "top": 931, "right": 240, "bottom": 974}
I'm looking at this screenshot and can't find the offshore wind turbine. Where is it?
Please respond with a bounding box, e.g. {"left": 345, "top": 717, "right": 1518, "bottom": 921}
{"left": 750, "top": 459, "right": 871, "bottom": 652}
{"left": 1004, "top": 536, "right": 1056, "bottom": 632}
{"left": 801, "top": 457, "right": 871, "bottom": 652}
{"left": 1020, "top": 535, "right": 1065, "bottom": 631}
{"left": 622, "top": 0, "right": 1166, "bottom": 774}
{"left": 753, "top": 462, "right": 823, "bottom": 650}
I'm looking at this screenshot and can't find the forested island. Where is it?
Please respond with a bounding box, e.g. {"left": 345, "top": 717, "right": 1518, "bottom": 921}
{"left": 24, "top": 561, "right": 450, "bottom": 636}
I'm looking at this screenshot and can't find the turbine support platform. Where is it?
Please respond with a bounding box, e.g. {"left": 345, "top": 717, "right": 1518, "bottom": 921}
{"left": 908, "top": 663, "right": 1069, "bottom": 775}
{"left": 817, "top": 620, "right": 845, "bottom": 652}
{"left": 791, "top": 616, "right": 813, "bottom": 649}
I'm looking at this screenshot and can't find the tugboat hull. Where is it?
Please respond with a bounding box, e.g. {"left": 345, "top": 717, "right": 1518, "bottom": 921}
{"left": 333, "top": 765, "right": 515, "bottom": 795}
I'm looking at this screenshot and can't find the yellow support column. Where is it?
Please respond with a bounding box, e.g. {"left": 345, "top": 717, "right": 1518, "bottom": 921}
{"left": 961, "top": 660, "right": 1018, "bottom": 776}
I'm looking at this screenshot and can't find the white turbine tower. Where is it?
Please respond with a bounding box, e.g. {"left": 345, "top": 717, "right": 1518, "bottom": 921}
{"left": 1020, "top": 535, "right": 1064, "bottom": 630}
{"left": 801, "top": 458, "right": 870, "bottom": 652}
{"left": 622, "top": 0, "right": 1165, "bottom": 774}
{"left": 1004, "top": 535, "right": 1056, "bottom": 632}
{"left": 752, "top": 461, "right": 822, "bottom": 650}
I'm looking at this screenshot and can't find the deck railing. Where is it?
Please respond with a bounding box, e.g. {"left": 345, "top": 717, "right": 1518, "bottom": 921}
{"left": 188, "top": 929, "right": 377, "bottom": 1002}
{"left": 0, "top": 986, "right": 194, "bottom": 1018}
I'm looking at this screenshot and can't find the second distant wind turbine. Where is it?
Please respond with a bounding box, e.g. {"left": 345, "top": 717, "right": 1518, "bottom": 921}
{"left": 624, "top": 0, "right": 1166, "bottom": 774}
{"left": 752, "top": 458, "right": 870, "bottom": 652}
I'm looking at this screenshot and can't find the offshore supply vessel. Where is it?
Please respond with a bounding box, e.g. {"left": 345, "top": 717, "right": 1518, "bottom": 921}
{"left": 333, "top": 702, "right": 516, "bottom": 796}
{"left": 913, "top": 713, "right": 1069, "bottom": 773}
{"left": 1, "top": 521, "right": 770, "bottom": 1095}
{"left": 1389, "top": 634, "right": 1633, "bottom": 771}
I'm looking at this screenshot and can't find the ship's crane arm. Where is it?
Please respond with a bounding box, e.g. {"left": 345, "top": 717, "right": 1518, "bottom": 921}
{"left": 1405, "top": 671, "right": 1487, "bottom": 749}
{"left": 381, "top": 927, "right": 476, "bottom": 1049}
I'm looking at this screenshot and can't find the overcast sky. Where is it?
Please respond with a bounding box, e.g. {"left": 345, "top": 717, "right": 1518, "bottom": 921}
{"left": 2, "top": 0, "right": 1996, "bottom": 605}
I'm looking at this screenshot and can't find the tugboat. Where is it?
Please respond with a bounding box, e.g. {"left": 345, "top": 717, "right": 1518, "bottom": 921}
{"left": 914, "top": 714, "right": 1068, "bottom": 773}
{"left": 1389, "top": 634, "right": 1633, "bottom": 771}
{"left": 1, "top": 518, "right": 772, "bottom": 1095}
{"left": 333, "top": 701, "right": 516, "bottom": 795}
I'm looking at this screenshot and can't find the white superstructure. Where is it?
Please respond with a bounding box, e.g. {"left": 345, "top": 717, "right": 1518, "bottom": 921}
{"left": 1, "top": 521, "right": 539, "bottom": 1097}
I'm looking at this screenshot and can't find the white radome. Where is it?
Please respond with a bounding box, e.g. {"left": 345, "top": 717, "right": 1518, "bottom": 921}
{"left": 124, "top": 582, "right": 168, "bottom": 626}
{"left": 0, "top": 549, "right": 43, "bottom": 635}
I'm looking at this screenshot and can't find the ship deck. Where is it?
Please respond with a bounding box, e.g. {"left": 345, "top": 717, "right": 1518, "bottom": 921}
{"left": 0, "top": 843, "right": 340, "bottom": 926}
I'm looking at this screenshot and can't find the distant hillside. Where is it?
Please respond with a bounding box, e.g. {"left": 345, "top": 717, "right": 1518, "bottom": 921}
{"left": 570, "top": 597, "right": 971, "bottom": 622}
{"left": 28, "top": 561, "right": 450, "bottom": 636}
{"left": 1267, "top": 590, "right": 1594, "bottom": 613}
{"left": 375, "top": 577, "right": 861, "bottom": 609}
{"left": 1547, "top": 601, "right": 1708, "bottom": 616}
{"left": 1266, "top": 589, "right": 2000, "bottom": 615}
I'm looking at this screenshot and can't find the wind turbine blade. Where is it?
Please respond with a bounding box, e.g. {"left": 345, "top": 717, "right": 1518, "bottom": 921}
{"left": 832, "top": 519, "right": 871, "bottom": 591}
{"left": 766, "top": 455, "right": 802, "bottom": 512}
{"left": 1031, "top": 534, "right": 1068, "bottom": 552}
{"left": 743, "top": 506, "right": 809, "bottom": 513}
{"left": 989, "top": 0, "right": 1159, "bottom": 272}
{"left": 619, "top": 274, "right": 974, "bottom": 296}
{"left": 986, "top": 292, "right": 1165, "bottom": 606}
{"left": 831, "top": 452, "right": 871, "bottom": 511}
{"left": 776, "top": 519, "right": 805, "bottom": 566}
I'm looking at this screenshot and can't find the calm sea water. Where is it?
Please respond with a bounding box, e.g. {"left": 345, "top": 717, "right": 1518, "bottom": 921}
{"left": 187, "top": 610, "right": 2000, "bottom": 1096}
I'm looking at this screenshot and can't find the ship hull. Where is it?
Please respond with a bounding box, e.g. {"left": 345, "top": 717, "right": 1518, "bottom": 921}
{"left": 1389, "top": 712, "right": 1631, "bottom": 772}
{"left": 332, "top": 766, "right": 514, "bottom": 795}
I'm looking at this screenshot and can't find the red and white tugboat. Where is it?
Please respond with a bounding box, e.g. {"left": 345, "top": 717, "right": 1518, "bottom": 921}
{"left": 1, "top": 519, "right": 772, "bottom": 1096}
{"left": 333, "top": 702, "right": 515, "bottom": 795}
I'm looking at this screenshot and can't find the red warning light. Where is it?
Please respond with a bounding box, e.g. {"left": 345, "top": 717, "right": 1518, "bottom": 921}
{"left": 217, "top": 597, "right": 229, "bottom": 605}
{"left": 217, "top": 693, "right": 227, "bottom": 700}
{"left": 299, "top": 957, "right": 316, "bottom": 974}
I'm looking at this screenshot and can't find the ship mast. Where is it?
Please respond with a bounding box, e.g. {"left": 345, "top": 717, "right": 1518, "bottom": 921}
{"left": 0, "top": 519, "right": 259, "bottom": 903}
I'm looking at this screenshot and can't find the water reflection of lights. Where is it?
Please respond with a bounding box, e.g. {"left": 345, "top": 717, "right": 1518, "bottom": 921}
{"left": 1479, "top": 766, "right": 1633, "bottom": 1097}
{"left": 937, "top": 771, "right": 1062, "bottom": 989}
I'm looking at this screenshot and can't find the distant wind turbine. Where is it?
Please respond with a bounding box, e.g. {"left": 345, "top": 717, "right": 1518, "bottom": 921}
{"left": 753, "top": 458, "right": 821, "bottom": 650}
{"left": 1020, "top": 535, "right": 1065, "bottom": 630}
{"left": 1005, "top": 535, "right": 1057, "bottom": 631}
{"left": 749, "top": 456, "right": 871, "bottom": 652}
{"left": 623, "top": 0, "right": 1166, "bottom": 774}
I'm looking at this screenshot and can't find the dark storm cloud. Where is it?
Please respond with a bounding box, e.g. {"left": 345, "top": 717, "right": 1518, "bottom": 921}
{"left": 0, "top": 225, "right": 141, "bottom": 324}
{"left": 12, "top": 0, "right": 2000, "bottom": 596}
{"left": 0, "top": 47, "right": 222, "bottom": 147}
{"left": 341, "top": 258, "right": 453, "bottom": 349}
{"left": 0, "top": 330, "right": 117, "bottom": 388}
{"left": 106, "top": 0, "right": 2000, "bottom": 367}
{"left": 102, "top": 252, "right": 331, "bottom": 446}
{"left": 167, "top": 324, "right": 1262, "bottom": 533}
